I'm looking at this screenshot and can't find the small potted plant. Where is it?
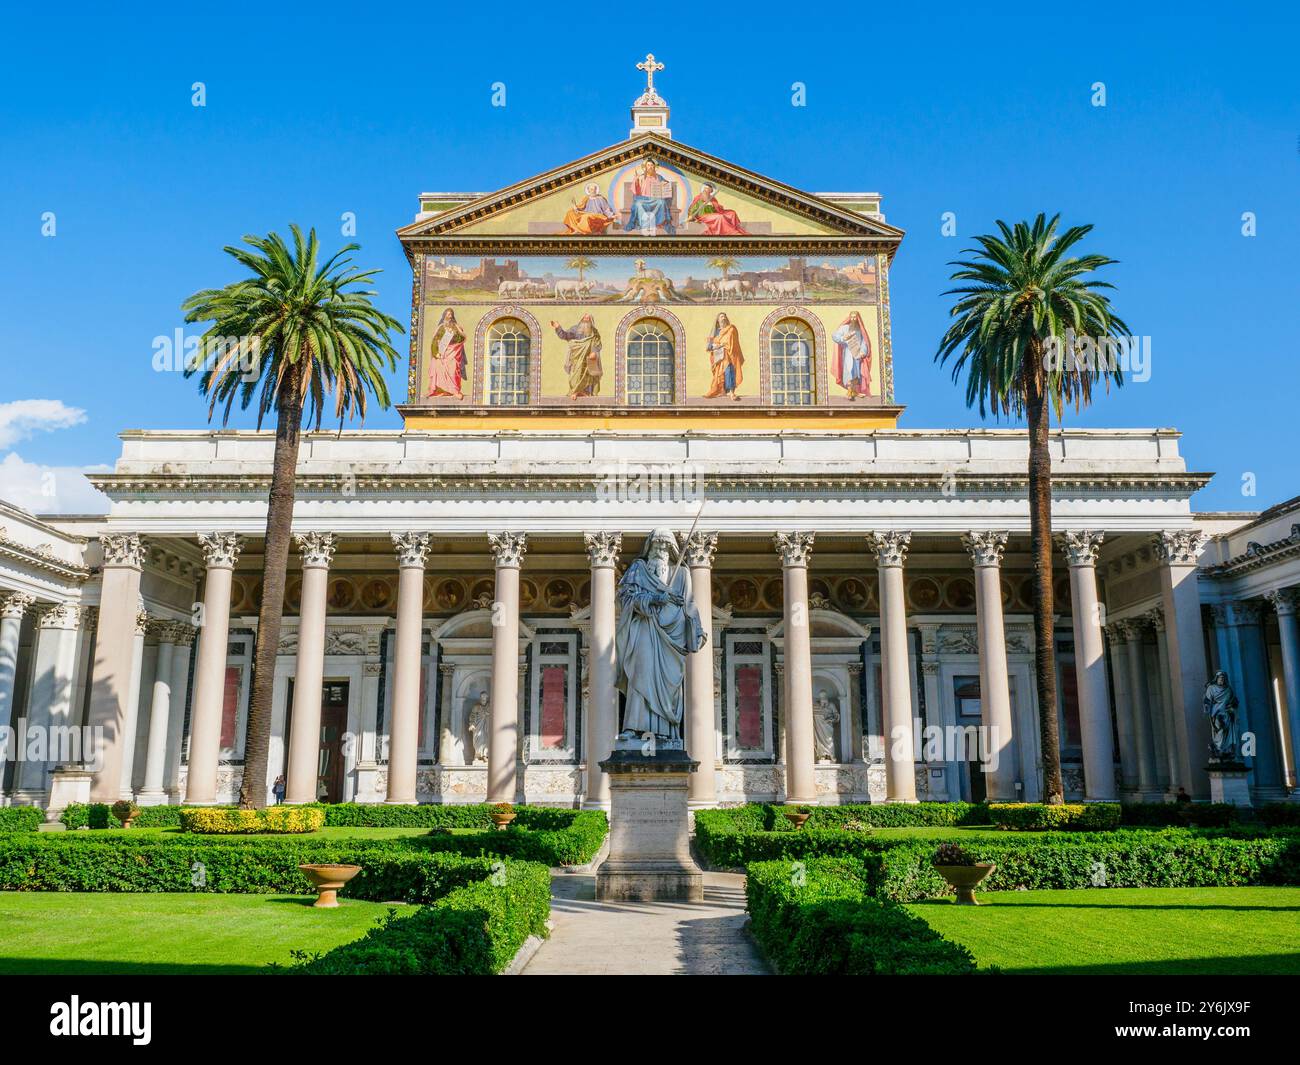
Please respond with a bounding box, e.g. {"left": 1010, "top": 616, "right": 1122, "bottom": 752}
{"left": 783, "top": 805, "right": 813, "bottom": 829}
{"left": 490, "top": 802, "right": 516, "bottom": 831}
{"left": 932, "top": 842, "right": 995, "bottom": 905}
{"left": 111, "top": 799, "right": 140, "bottom": 830}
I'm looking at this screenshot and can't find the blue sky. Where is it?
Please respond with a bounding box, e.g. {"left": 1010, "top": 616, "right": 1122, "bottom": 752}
{"left": 1, "top": 1, "right": 1296, "bottom": 513}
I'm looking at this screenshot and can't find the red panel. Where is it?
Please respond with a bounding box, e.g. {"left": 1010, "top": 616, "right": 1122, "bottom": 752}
{"left": 540, "top": 665, "right": 567, "bottom": 748}
{"left": 219, "top": 666, "right": 240, "bottom": 747}
{"left": 736, "top": 664, "right": 762, "bottom": 748}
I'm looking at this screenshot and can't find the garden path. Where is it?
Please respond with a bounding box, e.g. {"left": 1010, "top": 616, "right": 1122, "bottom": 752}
{"left": 520, "top": 870, "right": 770, "bottom": 975}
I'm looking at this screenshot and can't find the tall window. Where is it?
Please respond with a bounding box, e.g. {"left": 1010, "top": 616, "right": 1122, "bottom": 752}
{"left": 626, "top": 320, "right": 674, "bottom": 406}
{"left": 487, "top": 318, "right": 529, "bottom": 405}
{"left": 770, "top": 318, "right": 814, "bottom": 405}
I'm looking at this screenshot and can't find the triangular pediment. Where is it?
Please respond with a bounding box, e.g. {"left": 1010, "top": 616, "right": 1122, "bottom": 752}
{"left": 398, "top": 134, "right": 903, "bottom": 246}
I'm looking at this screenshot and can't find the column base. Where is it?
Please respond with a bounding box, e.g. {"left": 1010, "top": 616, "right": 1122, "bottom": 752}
{"left": 135, "top": 789, "right": 170, "bottom": 806}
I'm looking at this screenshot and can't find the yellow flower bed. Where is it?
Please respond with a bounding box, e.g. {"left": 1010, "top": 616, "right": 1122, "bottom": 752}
{"left": 178, "top": 806, "right": 326, "bottom": 834}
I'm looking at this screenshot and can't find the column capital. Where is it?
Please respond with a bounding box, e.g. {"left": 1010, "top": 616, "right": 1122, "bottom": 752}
{"left": 198, "top": 532, "right": 243, "bottom": 569}
{"left": 37, "top": 601, "right": 81, "bottom": 630}
{"left": 149, "top": 619, "right": 188, "bottom": 644}
{"left": 488, "top": 531, "right": 527, "bottom": 568}
{"left": 134, "top": 607, "right": 152, "bottom": 636}
{"left": 867, "top": 530, "right": 911, "bottom": 567}
{"left": 391, "top": 531, "right": 431, "bottom": 568}
{"left": 1060, "top": 529, "right": 1105, "bottom": 567}
{"left": 100, "top": 533, "right": 146, "bottom": 569}
{"left": 295, "top": 532, "right": 336, "bottom": 569}
{"left": 1154, "top": 529, "right": 1205, "bottom": 566}
{"left": 961, "top": 530, "right": 1008, "bottom": 567}
{"left": 774, "top": 531, "right": 814, "bottom": 567}
{"left": 1266, "top": 588, "right": 1299, "bottom": 617}
{"left": 1105, "top": 619, "right": 1135, "bottom": 642}
{"left": 683, "top": 531, "right": 718, "bottom": 567}
{"left": 1, "top": 590, "right": 37, "bottom": 620}
{"left": 1143, "top": 607, "right": 1166, "bottom": 632}
{"left": 1223, "top": 599, "right": 1265, "bottom": 627}
{"left": 583, "top": 531, "right": 623, "bottom": 568}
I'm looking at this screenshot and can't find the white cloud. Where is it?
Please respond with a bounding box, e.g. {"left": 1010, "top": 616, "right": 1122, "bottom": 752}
{"left": 0, "top": 453, "right": 111, "bottom": 514}
{"left": 0, "top": 399, "right": 88, "bottom": 449}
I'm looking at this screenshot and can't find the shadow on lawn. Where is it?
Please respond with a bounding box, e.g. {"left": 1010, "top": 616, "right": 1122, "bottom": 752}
{"left": 0, "top": 958, "right": 271, "bottom": 976}
{"left": 1000, "top": 952, "right": 1300, "bottom": 976}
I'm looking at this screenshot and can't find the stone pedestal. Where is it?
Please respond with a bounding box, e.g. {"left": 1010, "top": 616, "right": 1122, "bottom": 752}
{"left": 40, "top": 766, "right": 93, "bottom": 830}
{"left": 596, "top": 746, "right": 703, "bottom": 903}
{"left": 1207, "top": 763, "right": 1251, "bottom": 807}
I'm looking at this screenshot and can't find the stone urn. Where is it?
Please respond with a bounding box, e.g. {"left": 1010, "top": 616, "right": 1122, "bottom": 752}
{"left": 783, "top": 810, "right": 812, "bottom": 830}
{"left": 490, "top": 805, "right": 516, "bottom": 831}
{"left": 935, "top": 862, "right": 996, "bottom": 905}
{"left": 298, "top": 863, "right": 361, "bottom": 908}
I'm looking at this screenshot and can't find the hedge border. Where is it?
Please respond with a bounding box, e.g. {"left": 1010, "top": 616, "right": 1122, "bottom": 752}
{"left": 0, "top": 807, "right": 44, "bottom": 833}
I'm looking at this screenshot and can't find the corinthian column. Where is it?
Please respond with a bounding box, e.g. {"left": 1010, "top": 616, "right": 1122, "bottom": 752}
{"left": 962, "top": 531, "right": 1016, "bottom": 801}
{"left": 285, "top": 533, "right": 336, "bottom": 804}
{"left": 387, "top": 532, "right": 430, "bottom": 804}
{"left": 776, "top": 532, "right": 816, "bottom": 805}
{"left": 89, "top": 534, "right": 146, "bottom": 801}
{"left": 1122, "top": 617, "right": 1159, "bottom": 795}
{"left": 1061, "top": 531, "right": 1117, "bottom": 800}
{"left": 684, "top": 531, "right": 718, "bottom": 808}
{"left": 487, "top": 532, "right": 526, "bottom": 804}
{"left": 0, "top": 593, "right": 35, "bottom": 796}
{"left": 117, "top": 605, "right": 151, "bottom": 798}
{"left": 1155, "top": 530, "right": 1210, "bottom": 796}
{"left": 186, "top": 533, "right": 242, "bottom": 804}
{"left": 138, "top": 621, "right": 180, "bottom": 804}
{"left": 1266, "top": 589, "right": 1300, "bottom": 789}
{"left": 583, "top": 532, "right": 621, "bottom": 809}
{"left": 869, "top": 531, "right": 916, "bottom": 802}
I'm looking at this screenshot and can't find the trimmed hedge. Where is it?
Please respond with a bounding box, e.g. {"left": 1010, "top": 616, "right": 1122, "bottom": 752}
{"left": 746, "top": 857, "right": 976, "bottom": 975}
{"left": 1121, "top": 802, "right": 1238, "bottom": 828}
{"left": 0, "top": 833, "right": 524, "bottom": 902}
{"left": 988, "top": 802, "right": 1121, "bottom": 831}
{"left": 874, "top": 831, "right": 1300, "bottom": 902}
{"left": 60, "top": 803, "right": 227, "bottom": 830}
{"left": 1260, "top": 803, "right": 1300, "bottom": 827}
{"left": 0, "top": 807, "right": 45, "bottom": 833}
{"left": 179, "top": 806, "right": 325, "bottom": 834}
{"left": 423, "top": 809, "right": 608, "bottom": 866}
{"left": 294, "top": 860, "right": 550, "bottom": 974}
{"left": 321, "top": 803, "right": 492, "bottom": 828}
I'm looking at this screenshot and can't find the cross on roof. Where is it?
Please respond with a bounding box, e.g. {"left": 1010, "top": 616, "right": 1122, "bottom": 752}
{"left": 637, "top": 54, "right": 664, "bottom": 97}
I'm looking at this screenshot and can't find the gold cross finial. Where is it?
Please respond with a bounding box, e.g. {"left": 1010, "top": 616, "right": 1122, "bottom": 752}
{"left": 637, "top": 53, "right": 664, "bottom": 96}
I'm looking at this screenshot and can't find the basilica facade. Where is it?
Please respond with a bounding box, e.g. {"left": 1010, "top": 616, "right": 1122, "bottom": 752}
{"left": 2, "top": 69, "right": 1298, "bottom": 812}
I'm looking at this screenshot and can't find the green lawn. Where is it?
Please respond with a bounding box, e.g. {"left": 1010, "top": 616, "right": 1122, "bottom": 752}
{"left": 0, "top": 893, "right": 414, "bottom": 975}
{"left": 906, "top": 887, "right": 1300, "bottom": 975}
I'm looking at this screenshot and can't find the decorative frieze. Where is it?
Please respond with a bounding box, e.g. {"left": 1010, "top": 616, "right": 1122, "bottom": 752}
{"left": 867, "top": 530, "right": 910, "bottom": 567}
{"left": 198, "top": 532, "right": 243, "bottom": 569}
{"left": 773, "top": 531, "right": 814, "bottom": 567}
{"left": 1154, "top": 529, "right": 1205, "bottom": 566}
{"left": 100, "top": 533, "right": 146, "bottom": 568}
{"left": 391, "top": 532, "right": 431, "bottom": 569}
{"left": 1061, "top": 530, "right": 1105, "bottom": 567}
{"left": 962, "top": 531, "right": 1008, "bottom": 567}
{"left": 488, "top": 531, "right": 527, "bottom": 567}
{"left": 583, "top": 531, "right": 622, "bottom": 568}
{"left": 295, "top": 532, "right": 336, "bottom": 569}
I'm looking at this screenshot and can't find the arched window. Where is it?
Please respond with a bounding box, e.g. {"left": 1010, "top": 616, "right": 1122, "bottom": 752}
{"left": 487, "top": 318, "right": 530, "bottom": 405}
{"left": 625, "top": 320, "right": 674, "bottom": 406}
{"left": 770, "top": 318, "right": 814, "bottom": 405}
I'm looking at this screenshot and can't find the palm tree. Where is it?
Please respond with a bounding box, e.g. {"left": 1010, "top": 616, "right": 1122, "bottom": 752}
{"left": 936, "top": 213, "right": 1128, "bottom": 804}
{"left": 567, "top": 256, "right": 595, "bottom": 282}
{"left": 183, "top": 226, "right": 403, "bottom": 808}
{"left": 708, "top": 256, "right": 739, "bottom": 279}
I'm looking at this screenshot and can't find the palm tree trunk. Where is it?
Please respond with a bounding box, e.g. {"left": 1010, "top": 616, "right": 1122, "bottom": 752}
{"left": 1026, "top": 358, "right": 1064, "bottom": 804}
{"left": 238, "top": 391, "right": 303, "bottom": 809}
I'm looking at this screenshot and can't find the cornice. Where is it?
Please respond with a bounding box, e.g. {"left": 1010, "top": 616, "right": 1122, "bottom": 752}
{"left": 1202, "top": 522, "right": 1300, "bottom": 579}
{"left": 0, "top": 529, "right": 90, "bottom": 582}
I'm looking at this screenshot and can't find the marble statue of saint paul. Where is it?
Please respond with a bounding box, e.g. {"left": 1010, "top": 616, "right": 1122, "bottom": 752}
{"left": 615, "top": 528, "right": 706, "bottom": 742}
